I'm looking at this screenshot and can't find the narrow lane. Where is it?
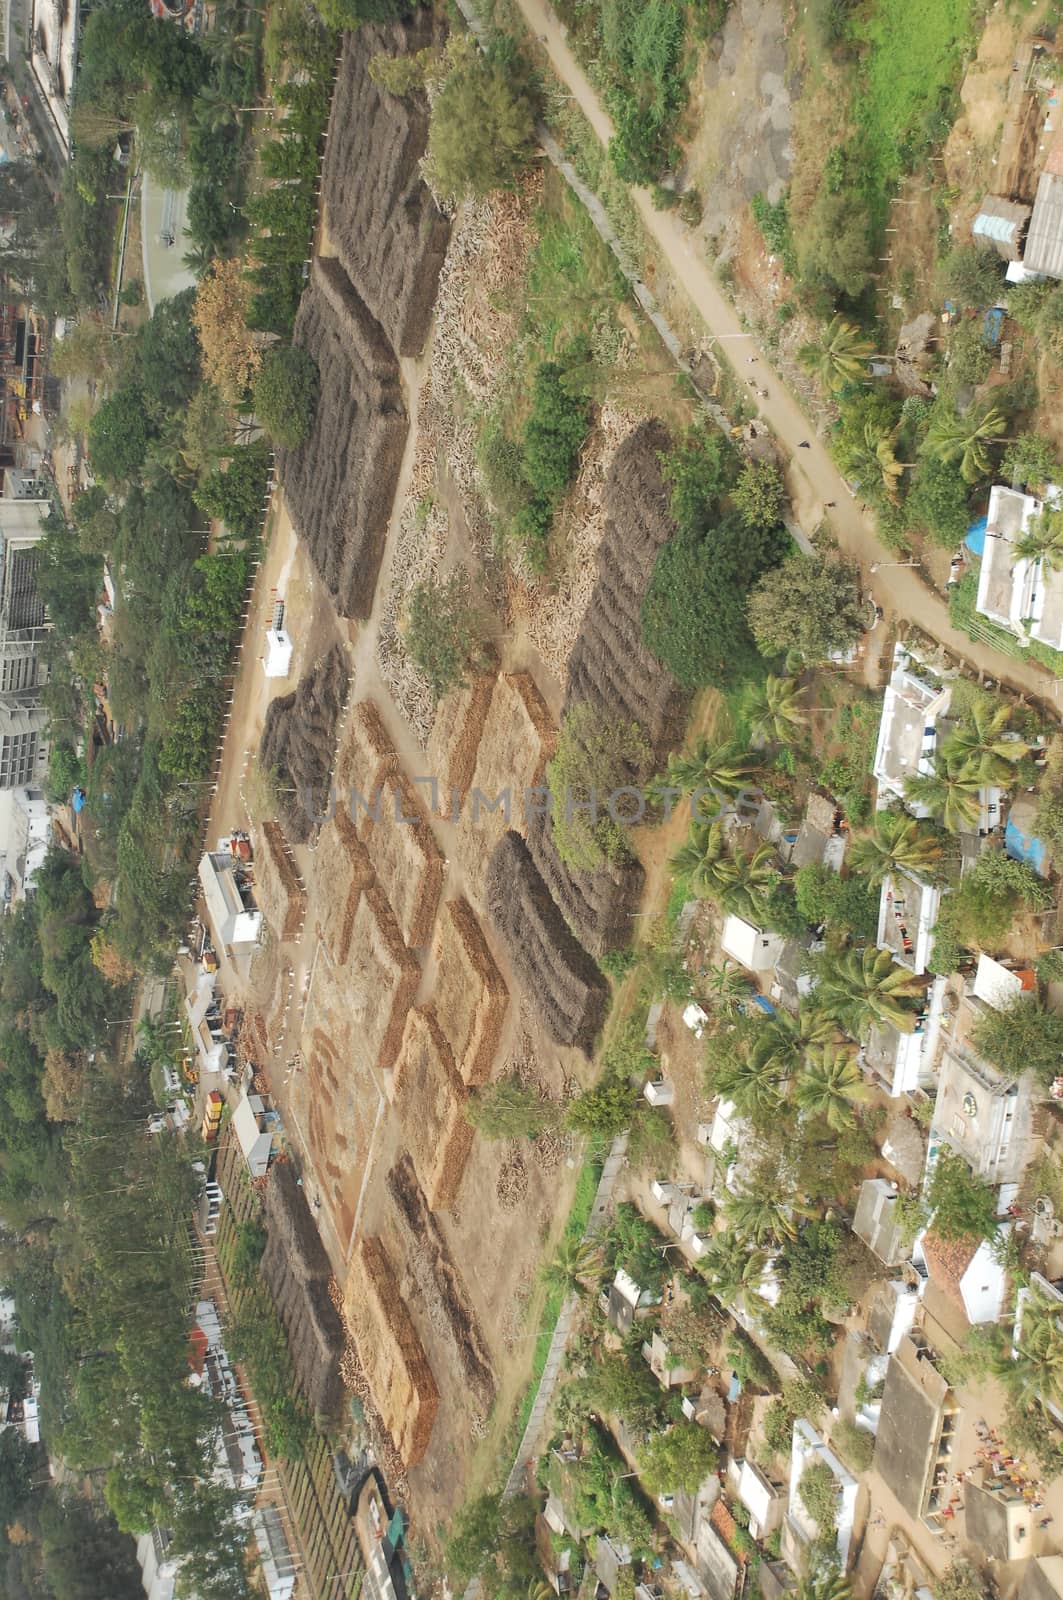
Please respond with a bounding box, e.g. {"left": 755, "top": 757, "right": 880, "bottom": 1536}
{"left": 511, "top": 0, "right": 1060, "bottom": 708}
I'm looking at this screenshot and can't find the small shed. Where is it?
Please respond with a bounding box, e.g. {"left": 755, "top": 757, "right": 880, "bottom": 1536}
{"left": 852, "top": 1178, "right": 908, "bottom": 1267}
{"left": 232, "top": 1088, "right": 273, "bottom": 1178}
{"left": 198, "top": 851, "right": 262, "bottom": 949}
{"left": 972, "top": 952, "right": 1036, "bottom": 1011}
{"left": 973, "top": 195, "right": 1032, "bottom": 260}
{"left": 1024, "top": 170, "right": 1063, "bottom": 279}
{"left": 721, "top": 915, "right": 784, "bottom": 974}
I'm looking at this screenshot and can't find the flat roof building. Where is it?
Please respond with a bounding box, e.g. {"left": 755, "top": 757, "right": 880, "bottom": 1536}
{"left": 872, "top": 1332, "right": 958, "bottom": 1527}
{"left": 232, "top": 1089, "right": 274, "bottom": 1179}
{"left": 853, "top": 1178, "right": 908, "bottom": 1267}
{"left": 198, "top": 850, "right": 262, "bottom": 951}
{"left": 976, "top": 484, "right": 1063, "bottom": 650}
{"left": 877, "top": 869, "right": 942, "bottom": 976}
{"left": 721, "top": 915, "right": 785, "bottom": 975}
{"left": 873, "top": 646, "right": 951, "bottom": 810}
{"left": 931, "top": 1041, "right": 1038, "bottom": 1186}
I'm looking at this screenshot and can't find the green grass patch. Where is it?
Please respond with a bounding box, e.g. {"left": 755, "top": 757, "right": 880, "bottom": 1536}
{"left": 950, "top": 567, "right": 1063, "bottom": 677}
{"left": 846, "top": 0, "right": 977, "bottom": 237}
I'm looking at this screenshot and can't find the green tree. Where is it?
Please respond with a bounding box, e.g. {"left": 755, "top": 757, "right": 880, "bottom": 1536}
{"left": 671, "top": 819, "right": 777, "bottom": 919}
{"left": 465, "top": 1076, "right": 560, "bottom": 1140}
{"left": 253, "top": 346, "right": 319, "bottom": 448}
{"left": 972, "top": 993, "right": 1063, "bottom": 1085}
{"left": 995, "top": 1285, "right": 1063, "bottom": 1413}
{"left": 847, "top": 811, "right": 944, "bottom": 886}
{"left": 88, "top": 386, "right": 153, "bottom": 483}
{"left": 637, "top": 1422, "right": 717, "bottom": 1494}
{"left": 725, "top": 1189, "right": 805, "bottom": 1245}
{"left": 937, "top": 245, "right": 1005, "bottom": 307}
{"left": 732, "top": 459, "right": 787, "bottom": 531}
{"left": 946, "top": 317, "right": 993, "bottom": 385}
{"left": 193, "top": 441, "right": 271, "bottom": 541}
{"left": 798, "top": 1459, "right": 839, "bottom": 1532}
{"left": 838, "top": 418, "right": 907, "bottom": 502}
{"left": 747, "top": 550, "right": 865, "bottom": 663}
{"left": 799, "top": 315, "right": 875, "bottom": 391}
{"left": 566, "top": 1074, "right": 636, "bottom": 1137}
{"left": 698, "top": 1232, "right": 769, "bottom": 1312}
{"left": 402, "top": 567, "right": 490, "bottom": 701}
{"left": 810, "top": 945, "right": 925, "bottom": 1038}
{"left": 1016, "top": 505, "right": 1063, "bottom": 575}
{"left": 543, "top": 1237, "right": 602, "bottom": 1298}
{"left": 941, "top": 700, "right": 1027, "bottom": 784}
{"left": 927, "top": 1149, "right": 999, "bottom": 1242}
{"left": 793, "top": 1042, "right": 869, "bottom": 1131}
{"left": 904, "top": 456, "right": 972, "bottom": 549}
{"left": 547, "top": 703, "right": 652, "bottom": 872}
{"left": 708, "top": 1026, "right": 787, "bottom": 1120}
{"left": 368, "top": 46, "right": 437, "bottom": 96}
{"left": 935, "top": 851, "right": 1051, "bottom": 952}
{"left": 425, "top": 38, "right": 539, "bottom": 201}
{"left": 905, "top": 755, "right": 984, "bottom": 833}
{"left": 660, "top": 731, "right": 760, "bottom": 800}
{"left": 1001, "top": 433, "right": 1060, "bottom": 490}
{"left": 748, "top": 675, "right": 807, "bottom": 746}
{"left": 922, "top": 404, "right": 1007, "bottom": 485}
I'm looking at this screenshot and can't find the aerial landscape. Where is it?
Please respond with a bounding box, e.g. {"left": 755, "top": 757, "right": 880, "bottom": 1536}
{"left": 8, "top": 0, "right": 1063, "bottom": 1597}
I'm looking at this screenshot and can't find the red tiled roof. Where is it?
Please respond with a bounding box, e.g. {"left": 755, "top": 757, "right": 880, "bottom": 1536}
{"left": 922, "top": 1229, "right": 980, "bottom": 1309}
{"left": 710, "top": 1498, "right": 748, "bottom": 1563}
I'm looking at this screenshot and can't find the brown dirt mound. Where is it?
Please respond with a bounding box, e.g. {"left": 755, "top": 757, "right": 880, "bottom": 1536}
{"left": 279, "top": 258, "right": 408, "bottom": 618}
{"left": 390, "top": 1005, "right": 473, "bottom": 1211}
{"left": 360, "top": 771, "right": 444, "bottom": 949}
{"left": 345, "top": 1235, "right": 440, "bottom": 1467}
{"left": 261, "top": 1161, "right": 346, "bottom": 1422}
{"left": 323, "top": 17, "right": 451, "bottom": 357}
{"left": 459, "top": 673, "right": 555, "bottom": 900}
{"left": 337, "top": 699, "right": 400, "bottom": 792}
{"left": 259, "top": 644, "right": 350, "bottom": 843}
{"left": 486, "top": 831, "right": 608, "bottom": 1053}
{"left": 564, "top": 419, "right": 688, "bottom": 758}
{"left": 345, "top": 884, "right": 420, "bottom": 1074}
{"left": 526, "top": 807, "right": 644, "bottom": 959}
{"left": 425, "top": 667, "right": 498, "bottom": 803}
{"left": 252, "top": 820, "right": 306, "bottom": 941}
{"left": 433, "top": 895, "right": 508, "bottom": 1086}
{"left": 386, "top": 1152, "right": 495, "bottom": 1410}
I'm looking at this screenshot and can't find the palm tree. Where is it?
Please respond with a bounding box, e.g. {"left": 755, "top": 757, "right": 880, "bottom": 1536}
{"left": 705, "top": 961, "right": 749, "bottom": 1016}
{"left": 718, "top": 841, "right": 778, "bottom": 922}
{"left": 699, "top": 1232, "right": 770, "bottom": 1312}
{"left": 812, "top": 946, "right": 926, "bottom": 1038}
{"left": 748, "top": 676, "right": 807, "bottom": 747}
{"left": 841, "top": 420, "right": 908, "bottom": 503}
{"left": 543, "top": 1237, "right": 601, "bottom": 1298}
{"left": 847, "top": 811, "right": 945, "bottom": 887}
{"left": 794, "top": 1042, "right": 870, "bottom": 1130}
{"left": 794, "top": 1575, "right": 853, "bottom": 1600}
{"left": 942, "top": 700, "right": 1028, "bottom": 784}
{"left": 1016, "top": 506, "right": 1063, "bottom": 575}
{"left": 712, "top": 1029, "right": 788, "bottom": 1120}
{"left": 671, "top": 819, "right": 729, "bottom": 900}
{"left": 905, "top": 755, "right": 984, "bottom": 834}
{"left": 662, "top": 733, "right": 760, "bottom": 800}
{"left": 994, "top": 1287, "right": 1063, "bottom": 1412}
{"left": 923, "top": 404, "right": 1007, "bottom": 485}
{"left": 798, "top": 315, "right": 876, "bottom": 392}
{"left": 724, "top": 1189, "right": 806, "bottom": 1246}
{"left": 183, "top": 240, "right": 215, "bottom": 278}
{"left": 769, "top": 1004, "right": 838, "bottom": 1059}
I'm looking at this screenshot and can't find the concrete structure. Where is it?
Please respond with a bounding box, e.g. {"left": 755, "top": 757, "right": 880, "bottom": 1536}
{"left": 873, "top": 645, "right": 951, "bottom": 810}
{"left": 877, "top": 870, "right": 942, "bottom": 976}
{"left": 232, "top": 1089, "right": 274, "bottom": 1179}
{"left": 692, "top": 1510, "right": 740, "bottom": 1600}
{"left": 594, "top": 1536, "right": 632, "bottom": 1595}
{"left": 136, "top": 1528, "right": 178, "bottom": 1600}
{"left": 601, "top": 1267, "right": 660, "bottom": 1336}
{"left": 853, "top": 1178, "right": 908, "bottom": 1267}
{"left": 872, "top": 1333, "right": 958, "bottom": 1527}
{"left": 253, "top": 1506, "right": 297, "bottom": 1600}
{"left": 720, "top": 915, "right": 784, "bottom": 974}
{"left": 1020, "top": 1557, "right": 1063, "bottom": 1600}
{"left": 1024, "top": 169, "right": 1063, "bottom": 279}
{"left": 781, "top": 792, "right": 846, "bottom": 871}
{"left": 863, "top": 976, "right": 947, "bottom": 1098}
{"left": 976, "top": 483, "right": 1063, "bottom": 650}
{"left": 643, "top": 1328, "right": 696, "bottom": 1389}
{"left": 0, "top": 499, "right": 52, "bottom": 809}
{"left": 917, "top": 1228, "right": 1009, "bottom": 1325}
{"left": 784, "top": 1419, "right": 858, "bottom": 1573}
{"left": 27, "top": 0, "right": 79, "bottom": 159}
{"left": 0, "top": 1362, "right": 40, "bottom": 1444}
{"left": 973, "top": 196, "right": 1031, "bottom": 259}
{"left": 198, "top": 850, "right": 262, "bottom": 950}
{"left": 930, "top": 1041, "right": 1038, "bottom": 1185}
{"left": 963, "top": 1477, "right": 1033, "bottom": 1560}
{"left": 0, "top": 785, "right": 48, "bottom": 903}
{"left": 727, "top": 1457, "right": 785, "bottom": 1538}
{"left": 971, "top": 951, "right": 1037, "bottom": 1012}
{"left": 141, "top": 175, "right": 196, "bottom": 312}
{"left": 192, "top": 1296, "right": 263, "bottom": 1492}
{"left": 264, "top": 625, "right": 293, "bottom": 679}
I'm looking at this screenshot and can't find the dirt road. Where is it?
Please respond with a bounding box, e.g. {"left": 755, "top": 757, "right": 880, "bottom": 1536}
{"left": 513, "top": 0, "right": 1061, "bottom": 712}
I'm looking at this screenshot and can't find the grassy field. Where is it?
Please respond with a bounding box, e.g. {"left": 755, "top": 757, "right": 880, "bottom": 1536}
{"left": 847, "top": 0, "right": 978, "bottom": 234}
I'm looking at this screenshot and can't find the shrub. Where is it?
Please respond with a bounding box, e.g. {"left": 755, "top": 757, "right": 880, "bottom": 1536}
{"left": 193, "top": 441, "right": 271, "bottom": 541}
{"left": 88, "top": 386, "right": 152, "bottom": 483}
{"left": 403, "top": 567, "right": 490, "bottom": 701}
{"left": 425, "top": 37, "right": 539, "bottom": 201}
{"left": 904, "top": 457, "right": 971, "bottom": 549}
{"left": 832, "top": 1418, "right": 874, "bottom": 1472}
{"left": 253, "top": 346, "right": 319, "bottom": 448}
{"left": 732, "top": 459, "right": 787, "bottom": 531}
{"left": 937, "top": 245, "right": 1005, "bottom": 308}
{"left": 798, "top": 1460, "right": 838, "bottom": 1531}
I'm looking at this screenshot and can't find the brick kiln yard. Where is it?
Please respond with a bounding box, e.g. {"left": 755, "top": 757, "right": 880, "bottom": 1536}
{"left": 204, "top": 10, "right": 694, "bottom": 1545}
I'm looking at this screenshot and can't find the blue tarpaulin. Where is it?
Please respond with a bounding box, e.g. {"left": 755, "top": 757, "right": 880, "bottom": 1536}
{"left": 966, "top": 515, "right": 988, "bottom": 557}
{"left": 71, "top": 787, "right": 85, "bottom": 814}
{"left": 1006, "top": 813, "right": 1048, "bottom": 876}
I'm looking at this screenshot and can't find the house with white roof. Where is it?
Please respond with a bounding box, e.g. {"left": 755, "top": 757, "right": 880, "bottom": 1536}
{"left": 915, "top": 1228, "right": 1010, "bottom": 1326}
{"left": 232, "top": 1088, "right": 275, "bottom": 1179}
{"left": 877, "top": 869, "right": 943, "bottom": 976}
{"left": 976, "top": 483, "right": 1063, "bottom": 650}
{"left": 783, "top": 1419, "right": 858, "bottom": 1574}
{"left": 720, "top": 915, "right": 784, "bottom": 975}
{"left": 873, "top": 645, "right": 952, "bottom": 810}
{"left": 861, "top": 975, "right": 948, "bottom": 1097}
{"left": 726, "top": 1457, "right": 786, "bottom": 1538}
{"left": 198, "top": 850, "right": 262, "bottom": 952}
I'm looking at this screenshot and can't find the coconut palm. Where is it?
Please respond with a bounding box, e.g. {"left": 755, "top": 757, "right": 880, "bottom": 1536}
{"left": 671, "top": 819, "right": 729, "bottom": 901}
{"left": 705, "top": 961, "right": 749, "bottom": 1016}
{"left": 747, "top": 676, "right": 807, "bottom": 747}
{"left": 662, "top": 733, "right": 760, "bottom": 800}
{"left": 699, "top": 1232, "right": 770, "bottom": 1312}
{"left": 922, "top": 404, "right": 1008, "bottom": 485}
{"left": 841, "top": 420, "right": 908, "bottom": 503}
{"left": 1016, "top": 506, "right": 1063, "bottom": 575}
{"left": 794, "top": 1042, "right": 870, "bottom": 1131}
{"left": 905, "top": 755, "right": 984, "bottom": 834}
{"left": 994, "top": 1286, "right": 1063, "bottom": 1412}
{"left": 770, "top": 1004, "right": 838, "bottom": 1059}
{"left": 798, "top": 315, "right": 876, "bottom": 392}
{"left": 812, "top": 946, "right": 926, "bottom": 1038}
{"left": 712, "top": 1029, "right": 788, "bottom": 1120}
{"left": 847, "top": 811, "right": 945, "bottom": 887}
{"left": 718, "top": 841, "right": 778, "bottom": 922}
{"left": 543, "top": 1237, "right": 601, "bottom": 1299}
{"left": 942, "top": 700, "right": 1028, "bottom": 784}
{"left": 794, "top": 1575, "right": 853, "bottom": 1600}
{"left": 724, "top": 1189, "right": 807, "bottom": 1246}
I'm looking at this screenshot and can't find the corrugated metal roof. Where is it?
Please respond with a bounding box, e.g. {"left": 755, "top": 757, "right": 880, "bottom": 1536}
{"left": 1024, "top": 170, "right": 1063, "bottom": 278}
{"left": 973, "top": 196, "right": 1030, "bottom": 259}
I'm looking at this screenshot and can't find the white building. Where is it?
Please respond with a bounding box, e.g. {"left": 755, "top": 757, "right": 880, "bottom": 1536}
{"left": 976, "top": 484, "right": 1063, "bottom": 650}
{"left": 198, "top": 850, "right": 262, "bottom": 951}
{"left": 916, "top": 1228, "right": 1009, "bottom": 1326}
{"left": 929, "top": 1041, "right": 1038, "bottom": 1186}
{"left": 192, "top": 1297, "right": 263, "bottom": 1492}
{"left": 877, "top": 869, "right": 943, "bottom": 976}
{"left": 0, "top": 785, "right": 49, "bottom": 904}
{"left": 784, "top": 1419, "right": 858, "bottom": 1573}
{"left": 136, "top": 1529, "right": 178, "bottom": 1600}
{"left": 872, "top": 645, "right": 951, "bottom": 811}
{"left": 862, "top": 975, "right": 948, "bottom": 1097}
{"left": 727, "top": 1457, "right": 785, "bottom": 1539}
{"left": 254, "top": 1506, "right": 296, "bottom": 1599}
{"left": 232, "top": 1088, "right": 274, "bottom": 1179}
{"left": 720, "top": 915, "right": 784, "bottom": 975}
